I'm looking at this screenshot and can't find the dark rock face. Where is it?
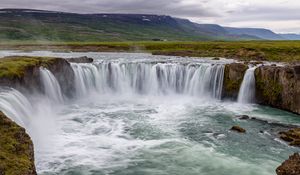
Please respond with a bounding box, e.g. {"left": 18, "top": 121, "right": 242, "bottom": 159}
{"left": 236, "top": 115, "right": 250, "bottom": 120}
{"left": 46, "top": 58, "right": 75, "bottom": 98}
{"left": 279, "top": 128, "right": 300, "bottom": 146}
{"left": 276, "top": 153, "right": 300, "bottom": 175}
{"left": 66, "top": 56, "right": 94, "bottom": 63}
{"left": 222, "top": 63, "right": 248, "bottom": 99}
{"left": 255, "top": 65, "right": 300, "bottom": 114}
{"left": 0, "top": 57, "right": 75, "bottom": 98}
{"left": 230, "top": 125, "right": 246, "bottom": 133}
{"left": 0, "top": 112, "right": 36, "bottom": 175}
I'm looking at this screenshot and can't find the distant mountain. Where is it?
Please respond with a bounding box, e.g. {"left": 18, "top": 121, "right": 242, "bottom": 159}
{"left": 0, "top": 8, "right": 298, "bottom": 42}
{"left": 225, "top": 27, "right": 285, "bottom": 40}
{"left": 279, "top": 34, "right": 300, "bottom": 40}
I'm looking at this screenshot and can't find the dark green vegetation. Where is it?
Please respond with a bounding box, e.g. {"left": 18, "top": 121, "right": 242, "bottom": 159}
{"left": 0, "top": 9, "right": 282, "bottom": 42}
{"left": 0, "top": 56, "right": 57, "bottom": 79}
{"left": 1, "top": 41, "right": 300, "bottom": 62}
{"left": 0, "top": 112, "right": 36, "bottom": 175}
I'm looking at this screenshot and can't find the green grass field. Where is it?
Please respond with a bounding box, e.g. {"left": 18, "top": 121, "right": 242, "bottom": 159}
{"left": 0, "top": 41, "right": 300, "bottom": 62}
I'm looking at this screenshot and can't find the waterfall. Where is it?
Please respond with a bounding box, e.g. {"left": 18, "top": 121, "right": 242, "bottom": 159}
{"left": 39, "top": 67, "right": 64, "bottom": 103}
{"left": 71, "top": 62, "right": 225, "bottom": 99}
{"left": 0, "top": 88, "right": 33, "bottom": 126}
{"left": 238, "top": 66, "right": 257, "bottom": 103}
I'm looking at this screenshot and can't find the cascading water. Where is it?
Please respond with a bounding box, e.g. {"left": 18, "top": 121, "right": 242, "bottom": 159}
{"left": 238, "top": 66, "right": 257, "bottom": 103}
{"left": 0, "top": 52, "right": 298, "bottom": 175}
{"left": 39, "top": 67, "right": 64, "bottom": 103}
{"left": 0, "top": 88, "right": 33, "bottom": 126}
{"left": 71, "top": 62, "right": 225, "bottom": 99}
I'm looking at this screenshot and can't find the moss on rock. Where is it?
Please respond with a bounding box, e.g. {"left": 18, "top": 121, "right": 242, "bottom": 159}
{"left": 255, "top": 65, "right": 300, "bottom": 114}
{"left": 0, "top": 111, "right": 36, "bottom": 175}
{"left": 222, "top": 63, "right": 248, "bottom": 99}
{"left": 0, "top": 56, "right": 57, "bottom": 79}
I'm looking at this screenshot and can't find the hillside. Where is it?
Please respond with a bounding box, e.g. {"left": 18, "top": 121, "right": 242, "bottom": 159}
{"left": 0, "top": 9, "right": 298, "bottom": 42}
{"left": 0, "top": 9, "right": 257, "bottom": 42}
{"left": 225, "top": 27, "right": 285, "bottom": 40}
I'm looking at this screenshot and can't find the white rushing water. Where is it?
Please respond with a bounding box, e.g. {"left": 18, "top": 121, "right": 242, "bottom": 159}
{"left": 0, "top": 88, "right": 33, "bottom": 126}
{"left": 72, "top": 62, "right": 225, "bottom": 99}
{"left": 39, "top": 67, "right": 64, "bottom": 103}
{"left": 238, "top": 66, "right": 257, "bottom": 104}
{"left": 0, "top": 52, "right": 299, "bottom": 175}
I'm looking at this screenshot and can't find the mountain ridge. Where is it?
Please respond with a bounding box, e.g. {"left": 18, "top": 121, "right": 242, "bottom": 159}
{"left": 0, "top": 8, "right": 298, "bottom": 41}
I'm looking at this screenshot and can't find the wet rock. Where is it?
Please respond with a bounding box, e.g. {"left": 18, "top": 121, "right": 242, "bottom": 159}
{"left": 276, "top": 153, "right": 300, "bottom": 175}
{"left": 0, "top": 112, "right": 36, "bottom": 175}
{"left": 212, "top": 57, "right": 220, "bottom": 60}
{"left": 0, "top": 56, "right": 75, "bottom": 98}
{"left": 222, "top": 63, "right": 248, "bottom": 99}
{"left": 230, "top": 125, "right": 246, "bottom": 133}
{"left": 236, "top": 115, "right": 250, "bottom": 120}
{"left": 279, "top": 128, "right": 300, "bottom": 146}
{"left": 255, "top": 65, "right": 300, "bottom": 114}
{"left": 66, "top": 56, "right": 94, "bottom": 63}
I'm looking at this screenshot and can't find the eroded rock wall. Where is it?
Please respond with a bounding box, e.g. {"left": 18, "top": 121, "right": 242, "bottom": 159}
{"left": 0, "top": 111, "right": 36, "bottom": 175}
{"left": 255, "top": 65, "right": 300, "bottom": 114}
{"left": 222, "top": 63, "right": 248, "bottom": 99}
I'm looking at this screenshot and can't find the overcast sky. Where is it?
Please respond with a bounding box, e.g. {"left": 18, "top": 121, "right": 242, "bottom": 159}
{"left": 1, "top": 0, "right": 300, "bottom": 33}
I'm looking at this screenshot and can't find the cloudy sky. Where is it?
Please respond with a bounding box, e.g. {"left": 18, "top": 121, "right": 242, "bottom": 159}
{"left": 1, "top": 0, "right": 300, "bottom": 33}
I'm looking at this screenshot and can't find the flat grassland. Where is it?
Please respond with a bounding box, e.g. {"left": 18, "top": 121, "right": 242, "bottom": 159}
{"left": 1, "top": 41, "right": 300, "bottom": 62}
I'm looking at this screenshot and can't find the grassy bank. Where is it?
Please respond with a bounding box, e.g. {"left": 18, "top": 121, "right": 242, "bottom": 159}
{"left": 1, "top": 41, "right": 300, "bottom": 62}
{"left": 0, "top": 56, "right": 57, "bottom": 79}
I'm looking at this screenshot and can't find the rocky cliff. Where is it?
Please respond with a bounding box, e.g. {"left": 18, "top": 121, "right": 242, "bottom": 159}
{"left": 255, "top": 65, "right": 300, "bottom": 114}
{"left": 222, "top": 63, "right": 300, "bottom": 114}
{"left": 0, "top": 56, "right": 75, "bottom": 97}
{"left": 222, "top": 63, "right": 248, "bottom": 99}
{"left": 0, "top": 111, "right": 36, "bottom": 175}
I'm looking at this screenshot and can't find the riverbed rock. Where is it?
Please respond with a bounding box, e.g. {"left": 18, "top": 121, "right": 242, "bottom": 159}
{"left": 236, "top": 115, "right": 250, "bottom": 120}
{"left": 222, "top": 63, "right": 248, "bottom": 99}
{"left": 255, "top": 65, "right": 300, "bottom": 114}
{"left": 230, "top": 125, "right": 246, "bottom": 133}
{"left": 279, "top": 128, "right": 300, "bottom": 146}
{"left": 276, "top": 153, "right": 300, "bottom": 175}
{"left": 0, "top": 111, "right": 36, "bottom": 175}
{"left": 66, "top": 56, "right": 94, "bottom": 63}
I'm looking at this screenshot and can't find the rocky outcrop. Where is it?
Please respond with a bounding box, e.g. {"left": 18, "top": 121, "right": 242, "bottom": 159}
{"left": 222, "top": 63, "right": 248, "bottom": 99}
{"left": 0, "top": 56, "right": 75, "bottom": 97}
{"left": 0, "top": 111, "right": 36, "bottom": 175}
{"left": 279, "top": 128, "right": 300, "bottom": 146}
{"left": 66, "top": 56, "right": 93, "bottom": 63}
{"left": 276, "top": 153, "right": 300, "bottom": 175}
{"left": 255, "top": 65, "right": 300, "bottom": 114}
{"left": 230, "top": 125, "right": 246, "bottom": 133}
{"left": 46, "top": 58, "right": 75, "bottom": 97}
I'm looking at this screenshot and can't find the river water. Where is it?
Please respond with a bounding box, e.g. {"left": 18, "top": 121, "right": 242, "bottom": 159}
{"left": 0, "top": 51, "right": 299, "bottom": 175}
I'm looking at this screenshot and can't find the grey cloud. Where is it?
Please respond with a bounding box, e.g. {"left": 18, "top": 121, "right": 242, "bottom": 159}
{"left": 0, "top": 0, "right": 299, "bottom": 32}
{"left": 0, "top": 0, "right": 216, "bottom": 17}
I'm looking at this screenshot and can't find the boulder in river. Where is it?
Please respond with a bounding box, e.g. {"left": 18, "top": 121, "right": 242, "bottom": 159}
{"left": 230, "top": 125, "right": 246, "bottom": 133}
{"left": 236, "top": 115, "right": 250, "bottom": 120}
{"left": 279, "top": 128, "right": 300, "bottom": 146}
{"left": 276, "top": 153, "right": 300, "bottom": 175}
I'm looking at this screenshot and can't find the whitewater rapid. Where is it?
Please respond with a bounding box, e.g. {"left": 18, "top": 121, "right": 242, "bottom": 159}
{"left": 0, "top": 52, "right": 299, "bottom": 175}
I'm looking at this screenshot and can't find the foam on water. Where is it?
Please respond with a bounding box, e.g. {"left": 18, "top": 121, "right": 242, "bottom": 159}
{"left": 0, "top": 52, "right": 299, "bottom": 175}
